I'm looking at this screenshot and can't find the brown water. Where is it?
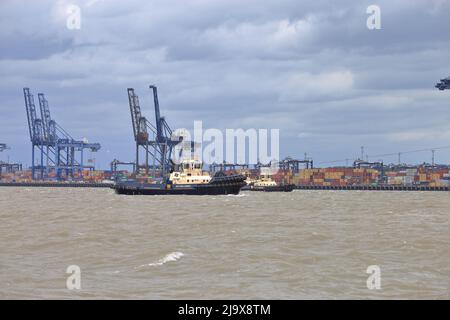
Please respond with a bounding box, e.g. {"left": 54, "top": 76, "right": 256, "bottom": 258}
{"left": 0, "top": 187, "right": 449, "bottom": 299}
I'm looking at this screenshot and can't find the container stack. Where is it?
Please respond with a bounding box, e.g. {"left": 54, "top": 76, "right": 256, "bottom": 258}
{"left": 295, "top": 168, "right": 379, "bottom": 186}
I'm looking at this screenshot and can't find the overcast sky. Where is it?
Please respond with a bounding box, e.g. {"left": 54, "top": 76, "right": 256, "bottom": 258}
{"left": 1, "top": 0, "right": 450, "bottom": 168}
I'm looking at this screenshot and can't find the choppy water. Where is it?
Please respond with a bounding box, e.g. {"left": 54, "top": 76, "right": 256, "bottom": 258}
{"left": 0, "top": 187, "right": 449, "bottom": 299}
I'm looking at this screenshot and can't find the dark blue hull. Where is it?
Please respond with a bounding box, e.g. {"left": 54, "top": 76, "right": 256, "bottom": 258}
{"left": 114, "top": 174, "right": 246, "bottom": 195}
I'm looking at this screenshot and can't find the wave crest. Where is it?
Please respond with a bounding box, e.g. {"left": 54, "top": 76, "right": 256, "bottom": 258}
{"left": 137, "top": 251, "right": 185, "bottom": 268}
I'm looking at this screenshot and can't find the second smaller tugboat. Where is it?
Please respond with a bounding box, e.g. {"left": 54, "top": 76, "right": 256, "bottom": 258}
{"left": 248, "top": 173, "right": 295, "bottom": 192}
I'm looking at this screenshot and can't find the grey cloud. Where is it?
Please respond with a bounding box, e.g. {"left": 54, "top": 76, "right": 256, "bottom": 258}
{"left": 1, "top": 0, "right": 450, "bottom": 167}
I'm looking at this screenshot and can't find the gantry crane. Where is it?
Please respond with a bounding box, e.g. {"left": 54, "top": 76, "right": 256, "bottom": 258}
{"left": 23, "top": 88, "right": 101, "bottom": 180}
{"left": 0, "top": 141, "right": 22, "bottom": 182}
{"left": 353, "top": 159, "right": 385, "bottom": 183}
{"left": 210, "top": 161, "right": 249, "bottom": 172}
{"left": 127, "top": 85, "right": 181, "bottom": 178}
{"left": 279, "top": 156, "right": 313, "bottom": 173}
{"left": 149, "top": 85, "right": 182, "bottom": 176}
{"left": 110, "top": 159, "right": 136, "bottom": 181}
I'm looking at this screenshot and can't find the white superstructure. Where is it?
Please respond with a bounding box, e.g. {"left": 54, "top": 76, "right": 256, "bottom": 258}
{"left": 169, "top": 159, "right": 212, "bottom": 185}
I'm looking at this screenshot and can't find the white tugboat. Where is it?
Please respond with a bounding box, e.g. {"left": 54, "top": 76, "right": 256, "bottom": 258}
{"left": 248, "top": 172, "right": 295, "bottom": 192}
{"left": 114, "top": 159, "right": 246, "bottom": 195}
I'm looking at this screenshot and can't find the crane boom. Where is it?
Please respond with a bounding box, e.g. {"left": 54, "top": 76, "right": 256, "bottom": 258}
{"left": 149, "top": 85, "right": 163, "bottom": 141}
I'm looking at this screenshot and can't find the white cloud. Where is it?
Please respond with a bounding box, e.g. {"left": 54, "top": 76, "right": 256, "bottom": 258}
{"left": 279, "top": 70, "right": 354, "bottom": 102}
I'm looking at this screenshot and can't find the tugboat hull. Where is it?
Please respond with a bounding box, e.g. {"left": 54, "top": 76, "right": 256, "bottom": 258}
{"left": 114, "top": 174, "right": 246, "bottom": 195}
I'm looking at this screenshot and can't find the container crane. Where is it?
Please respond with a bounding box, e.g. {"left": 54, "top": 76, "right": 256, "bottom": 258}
{"left": 127, "top": 86, "right": 181, "bottom": 178}
{"left": 279, "top": 157, "right": 313, "bottom": 173}
{"left": 210, "top": 161, "right": 249, "bottom": 172}
{"left": 24, "top": 88, "right": 46, "bottom": 179}
{"left": 128, "top": 87, "right": 155, "bottom": 175}
{"left": 149, "top": 85, "right": 182, "bottom": 176}
{"left": 110, "top": 159, "right": 136, "bottom": 181}
{"left": 353, "top": 159, "right": 385, "bottom": 183}
{"left": 0, "top": 143, "right": 23, "bottom": 179}
{"left": 24, "top": 88, "right": 101, "bottom": 180}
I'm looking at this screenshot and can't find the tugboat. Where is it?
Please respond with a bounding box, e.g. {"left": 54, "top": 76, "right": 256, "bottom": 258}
{"left": 114, "top": 159, "right": 246, "bottom": 195}
{"left": 248, "top": 173, "right": 295, "bottom": 192}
